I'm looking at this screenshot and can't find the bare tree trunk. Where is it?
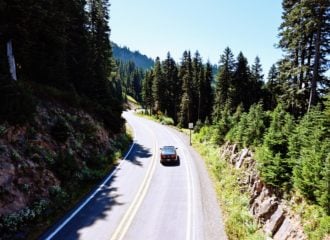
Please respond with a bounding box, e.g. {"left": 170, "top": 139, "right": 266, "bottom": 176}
{"left": 308, "top": 6, "right": 323, "bottom": 112}
{"left": 6, "top": 40, "right": 17, "bottom": 81}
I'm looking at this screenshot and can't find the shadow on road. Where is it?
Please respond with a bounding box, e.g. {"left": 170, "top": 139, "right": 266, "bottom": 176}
{"left": 40, "top": 142, "right": 153, "bottom": 240}
{"left": 124, "top": 143, "right": 152, "bottom": 166}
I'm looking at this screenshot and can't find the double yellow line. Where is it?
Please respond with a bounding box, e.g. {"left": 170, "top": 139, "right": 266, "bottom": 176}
{"left": 110, "top": 124, "right": 158, "bottom": 240}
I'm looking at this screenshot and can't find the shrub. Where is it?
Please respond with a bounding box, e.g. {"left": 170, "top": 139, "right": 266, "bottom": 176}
{"left": 290, "top": 106, "right": 330, "bottom": 213}
{"left": 226, "top": 103, "right": 267, "bottom": 148}
{"left": 256, "top": 104, "right": 295, "bottom": 190}
{"left": 51, "top": 117, "right": 71, "bottom": 142}
{"left": 0, "top": 81, "right": 36, "bottom": 124}
{"left": 160, "top": 116, "right": 174, "bottom": 125}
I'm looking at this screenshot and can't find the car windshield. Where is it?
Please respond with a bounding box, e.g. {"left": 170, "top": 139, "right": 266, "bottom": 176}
{"left": 161, "top": 146, "right": 176, "bottom": 154}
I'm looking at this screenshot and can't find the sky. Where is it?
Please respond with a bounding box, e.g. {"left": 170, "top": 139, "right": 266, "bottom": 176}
{"left": 109, "top": 0, "right": 284, "bottom": 75}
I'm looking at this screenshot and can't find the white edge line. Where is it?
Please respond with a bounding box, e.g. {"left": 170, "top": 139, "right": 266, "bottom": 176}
{"left": 163, "top": 127, "right": 195, "bottom": 240}
{"left": 45, "top": 135, "right": 136, "bottom": 240}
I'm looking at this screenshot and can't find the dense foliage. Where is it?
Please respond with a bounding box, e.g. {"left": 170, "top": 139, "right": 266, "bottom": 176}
{"left": 0, "top": 0, "right": 329, "bottom": 235}
{"left": 140, "top": 0, "right": 330, "bottom": 216}
{"left": 0, "top": 0, "right": 123, "bottom": 132}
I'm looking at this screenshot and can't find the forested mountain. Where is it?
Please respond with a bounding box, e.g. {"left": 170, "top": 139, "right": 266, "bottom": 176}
{"left": 139, "top": 0, "right": 330, "bottom": 224}
{"left": 0, "top": 1, "right": 128, "bottom": 238}
{"left": 112, "top": 42, "right": 154, "bottom": 70}
{"left": 0, "top": 0, "right": 123, "bottom": 132}
{"left": 0, "top": 0, "right": 329, "bottom": 239}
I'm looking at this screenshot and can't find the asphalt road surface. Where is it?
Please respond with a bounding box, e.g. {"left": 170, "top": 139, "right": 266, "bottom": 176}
{"left": 40, "top": 111, "right": 227, "bottom": 240}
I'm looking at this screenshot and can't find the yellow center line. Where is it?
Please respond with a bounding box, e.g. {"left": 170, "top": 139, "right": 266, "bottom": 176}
{"left": 110, "top": 122, "right": 158, "bottom": 240}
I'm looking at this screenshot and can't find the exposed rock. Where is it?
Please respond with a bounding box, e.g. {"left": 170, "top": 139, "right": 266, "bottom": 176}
{"left": 235, "top": 148, "right": 249, "bottom": 169}
{"left": 264, "top": 206, "right": 285, "bottom": 236}
{"left": 273, "top": 217, "right": 294, "bottom": 240}
{"left": 220, "top": 143, "right": 307, "bottom": 240}
{"left": 256, "top": 196, "right": 278, "bottom": 222}
{"left": 0, "top": 102, "right": 115, "bottom": 218}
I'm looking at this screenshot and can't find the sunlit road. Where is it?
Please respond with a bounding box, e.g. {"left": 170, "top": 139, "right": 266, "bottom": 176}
{"left": 40, "top": 111, "right": 227, "bottom": 240}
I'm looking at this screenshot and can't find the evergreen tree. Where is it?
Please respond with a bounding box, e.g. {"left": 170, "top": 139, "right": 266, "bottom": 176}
{"left": 256, "top": 104, "right": 295, "bottom": 190}
{"left": 142, "top": 70, "right": 154, "bottom": 114}
{"left": 290, "top": 105, "right": 330, "bottom": 213}
{"left": 0, "top": 0, "right": 124, "bottom": 131}
{"left": 178, "top": 51, "right": 193, "bottom": 127}
{"left": 162, "top": 52, "right": 180, "bottom": 122}
{"left": 192, "top": 51, "right": 203, "bottom": 122}
{"left": 213, "top": 47, "right": 235, "bottom": 122}
{"left": 202, "top": 61, "right": 214, "bottom": 122}
{"left": 265, "top": 64, "right": 280, "bottom": 110}
{"left": 231, "top": 52, "right": 251, "bottom": 110}
{"left": 226, "top": 103, "right": 266, "bottom": 148}
{"left": 152, "top": 57, "right": 164, "bottom": 113}
{"left": 250, "top": 56, "right": 265, "bottom": 106}
{"left": 278, "top": 0, "right": 330, "bottom": 114}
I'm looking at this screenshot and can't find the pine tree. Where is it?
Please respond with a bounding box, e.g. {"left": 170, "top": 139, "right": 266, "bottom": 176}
{"left": 152, "top": 57, "right": 164, "bottom": 113}
{"left": 213, "top": 47, "right": 235, "bottom": 122}
{"left": 202, "top": 61, "right": 214, "bottom": 122}
{"left": 278, "top": 0, "right": 330, "bottom": 114}
{"left": 290, "top": 104, "right": 330, "bottom": 213}
{"left": 192, "top": 51, "right": 203, "bottom": 122}
{"left": 178, "top": 51, "right": 193, "bottom": 127}
{"left": 256, "top": 104, "right": 295, "bottom": 189}
{"left": 250, "top": 56, "right": 265, "bottom": 106}
{"left": 142, "top": 70, "right": 154, "bottom": 114}
{"left": 162, "top": 52, "right": 180, "bottom": 122}
{"left": 231, "top": 52, "right": 251, "bottom": 110}
{"left": 265, "top": 64, "right": 280, "bottom": 110}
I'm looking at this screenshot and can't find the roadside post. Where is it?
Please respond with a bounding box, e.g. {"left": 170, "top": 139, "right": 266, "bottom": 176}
{"left": 188, "top": 122, "right": 193, "bottom": 146}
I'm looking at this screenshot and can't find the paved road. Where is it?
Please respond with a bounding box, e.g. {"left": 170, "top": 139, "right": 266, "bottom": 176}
{"left": 40, "top": 111, "right": 227, "bottom": 240}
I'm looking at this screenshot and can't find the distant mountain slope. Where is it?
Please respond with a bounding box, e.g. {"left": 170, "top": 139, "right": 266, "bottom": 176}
{"left": 112, "top": 42, "right": 154, "bottom": 70}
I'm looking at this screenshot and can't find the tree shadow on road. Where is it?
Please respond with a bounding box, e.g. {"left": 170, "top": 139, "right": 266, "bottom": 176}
{"left": 124, "top": 143, "right": 152, "bottom": 166}
{"left": 40, "top": 143, "right": 154, "bottom": 240}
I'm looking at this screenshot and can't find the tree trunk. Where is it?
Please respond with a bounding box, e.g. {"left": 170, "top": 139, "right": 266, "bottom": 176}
{"left": 308, "top": 6, "right": 323, "bottom": 111}
{"left": 6, "top": 40, "right": 17, "bottom": 81}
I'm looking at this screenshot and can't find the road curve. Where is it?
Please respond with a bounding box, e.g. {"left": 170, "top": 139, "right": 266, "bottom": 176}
{"left": 40, "top": 111, "right": 227, "bottom": 240}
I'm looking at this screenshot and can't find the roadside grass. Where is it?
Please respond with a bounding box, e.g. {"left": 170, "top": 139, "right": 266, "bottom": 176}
{"left": 136, "top": 111, "right": 175, "bottom": 126}
{"left": 289, "top": 194, "right": 330, "bottom": 240}
{"left": 126, "top": 95, "right": 138, "bottom": 105}
{"left": 192, "top": 126, "right": 265, "bottom": 240}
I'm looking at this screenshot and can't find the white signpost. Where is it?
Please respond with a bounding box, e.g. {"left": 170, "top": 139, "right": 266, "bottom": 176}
{"left": 188, "top": 122, "right": 193, "bottom": 145}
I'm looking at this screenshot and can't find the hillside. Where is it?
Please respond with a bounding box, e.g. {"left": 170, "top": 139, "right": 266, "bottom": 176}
{"left": 0, "top": 96, "right": 130, "bottom": 239}
{"left": 112, "top": 42, "right": 155, "bottom": 70}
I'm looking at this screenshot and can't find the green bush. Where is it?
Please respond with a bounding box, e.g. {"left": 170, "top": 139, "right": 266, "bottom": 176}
{"left": 290, "top": 107, "right": 330, "bottom": 213}
{"left": 160, "top": 116, "right": 174, "bottom": 125}
{"left": 49, "top": 186, "right": 69, "bottom": 210}
{"left": 0, "top": 81, "right": 36, "bottom": 124}
{"left": 53, "top": 149, "right": 79, "bottom": 180}
{"left": 0, "top": 199, "right": 49, "bottom": 236}
{"left": 256, "top": 104, "right": 295, "bottom": 190}
{"left": 51, "top": 117, "right": 71, "bottom": 142}
{"left": 226, "top": 103, "right": 267, "bottom": 148}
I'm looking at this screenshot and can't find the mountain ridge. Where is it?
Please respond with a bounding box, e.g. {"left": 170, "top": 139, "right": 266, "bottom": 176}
{"left": 112, "top": 42, "right": 155, "bottom": 70}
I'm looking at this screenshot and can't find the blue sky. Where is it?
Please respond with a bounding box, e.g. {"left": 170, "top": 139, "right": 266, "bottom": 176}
{"left": 109, "top": 0, "right": 284, "bottom": 76}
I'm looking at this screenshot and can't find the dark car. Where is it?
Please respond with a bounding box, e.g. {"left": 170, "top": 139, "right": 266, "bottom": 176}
{"left": 160, "top": 146, "right": 179, "bottom": 165}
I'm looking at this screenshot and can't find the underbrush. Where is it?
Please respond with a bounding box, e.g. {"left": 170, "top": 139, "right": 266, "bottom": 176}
{"left": 290, "top": 195, "right": 330, "bottom": 240}
{"left": 137, "top": 111, "right": 175, "bottom": 125}
{"left": 192, "top": 126, "right": 264, "bottom": 240}
{"left": 193, "top": 124, "right": 330, "bottom": 240}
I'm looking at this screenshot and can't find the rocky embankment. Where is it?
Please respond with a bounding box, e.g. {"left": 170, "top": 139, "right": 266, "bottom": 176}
{"left": 220, "top": 142, "right": 306, "bottom": 240}
{"left": 0, "top": 101, "right": 125, "bottom": 238}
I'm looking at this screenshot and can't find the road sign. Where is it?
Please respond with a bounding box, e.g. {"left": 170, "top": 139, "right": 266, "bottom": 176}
{"left": 188, "top": 123, "right": 193, "bottom": 129}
